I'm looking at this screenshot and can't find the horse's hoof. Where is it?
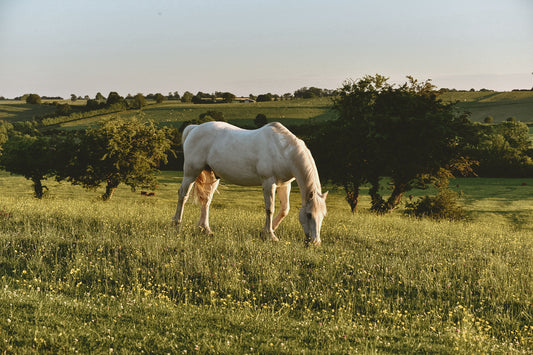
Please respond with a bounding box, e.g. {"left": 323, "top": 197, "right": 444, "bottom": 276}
{"left": 172, "top": 220, "right": 182, "bottom": 232}
{"left": 199, "top": 226, "right": 213, "bottom": 235}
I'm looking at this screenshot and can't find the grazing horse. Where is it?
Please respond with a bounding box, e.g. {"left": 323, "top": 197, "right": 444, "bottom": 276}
{"left": 172, "top": 121, "right": 327, "bottom": 245}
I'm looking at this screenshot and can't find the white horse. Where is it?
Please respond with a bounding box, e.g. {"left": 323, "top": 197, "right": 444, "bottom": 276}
{"left": 172, "top": 121, "right": 327, "bottom": 245}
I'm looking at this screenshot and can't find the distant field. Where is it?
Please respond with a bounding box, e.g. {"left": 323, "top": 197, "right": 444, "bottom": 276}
{"left": 2, "top": 91, "right": 532, "bottom": 130}
{"left": 58, "top": 97, "right": 336, "bottom": 130}
{"left": 438, "top": 91, "right": 533, "bottom": 123}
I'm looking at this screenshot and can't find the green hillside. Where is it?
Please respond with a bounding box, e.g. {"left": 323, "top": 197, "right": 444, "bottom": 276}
{"left": 2, "top": 91, "right": 532, "bottom": 129}
{"left": 438, "top": 91, "right": 533, "bottom": 123}
{"left": 60, "top": 97, "right": 336, "bottom": 130}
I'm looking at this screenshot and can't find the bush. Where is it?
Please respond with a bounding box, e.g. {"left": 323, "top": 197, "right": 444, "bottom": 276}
{"left": 404, "top": 189, "right": 466, "bottom": 220}
{"left": 254, "top": 114, "right": 267, "bottom": 127}
{"left": 26, "top": 94, "right": 41, "bottom": 105}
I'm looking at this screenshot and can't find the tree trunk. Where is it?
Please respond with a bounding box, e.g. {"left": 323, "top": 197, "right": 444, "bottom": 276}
{"left": 369, "top": 178, "right": 386, "bottom": 213}
{"left": 32, "top": 178, "right": 44, "bottom": 199}
{"left": 102, "top": 180, "right": 119, "bottom": 201}
{"left": 344, "top": 183, "right": 360, "bottom": 213}
{"left": 384, "top": 183, "right": 407, "bottom": 211}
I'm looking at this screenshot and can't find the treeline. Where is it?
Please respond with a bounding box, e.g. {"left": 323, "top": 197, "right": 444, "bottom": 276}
{"left": 1, "top": 77, "right": 532, "bottom": 216}
{"left": 18, "top": 87, "right": 336, "bottom": 126}
{"left": 0, "top": 117, "right": 177, "bottom": 199}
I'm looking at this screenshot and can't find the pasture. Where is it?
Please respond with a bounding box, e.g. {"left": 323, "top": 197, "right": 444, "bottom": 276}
{"left": 0, "top": 172, "right": 531, "bottom": 353}
{"left": 438, "top": 91, "right": 533, "bottom": 123}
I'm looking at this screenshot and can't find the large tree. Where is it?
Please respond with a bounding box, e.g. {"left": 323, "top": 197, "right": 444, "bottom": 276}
{"left": 70, "top": 117, "right": 174, "bottom": 200}
{"left": 0, "top": 133, "right": 72, "bottom": 198}
{"left": 312, "top": 75, "right": 476, "bottom": 213}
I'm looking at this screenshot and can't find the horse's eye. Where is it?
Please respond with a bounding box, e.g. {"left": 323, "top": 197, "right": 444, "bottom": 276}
{"left": 306, "top": 213, "right": 312, "bottom": 219}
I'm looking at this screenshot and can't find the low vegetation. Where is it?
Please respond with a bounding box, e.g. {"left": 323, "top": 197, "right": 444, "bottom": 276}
{"left": 0, "top": 173, "right": 531, "bottom": 353}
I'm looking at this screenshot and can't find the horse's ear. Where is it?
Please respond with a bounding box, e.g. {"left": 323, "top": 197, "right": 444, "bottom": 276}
{"left": 323, "top": 191, "right": 328, "bottom": 200}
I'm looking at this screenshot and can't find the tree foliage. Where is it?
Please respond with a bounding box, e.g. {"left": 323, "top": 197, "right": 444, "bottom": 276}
{"left": 254, "top": 114, "right": 268, "bottom": 128}
{"left": 312, "top": 75, "right": 476, "bottom": 213}
{"left": 470, "top": 121, "right": 532, "bottom": 177}
{"left": 0, "top": 133, "right": 72, "bottom": 198}
{"left": 26, "top": 94, "right": 42, "bottom": 105}
{"left": 69, "top": 117, "right": 174, "bottom": 200}
{"left": 132, "top": 93, "right": 146, "bottom": 109}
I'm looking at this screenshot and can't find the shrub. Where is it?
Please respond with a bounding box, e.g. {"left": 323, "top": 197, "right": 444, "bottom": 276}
{"left": 404, "top": 189, "right": 466, "bottom": 220}
{"left": 254, "top": 113, "right": 267, "bottom": 127}
{"left": 26, "top": 94, "right": 41, "bottom": 105}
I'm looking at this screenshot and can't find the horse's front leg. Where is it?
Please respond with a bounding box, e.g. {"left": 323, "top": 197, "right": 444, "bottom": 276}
{"left": 272, "top": 182, "right": 291, "bottom": 231}
{"left": 172, "top": 175, "right": 196, "bottom": 230}
{"left": 262, "top": 180, "right": 279, "bottom": 242}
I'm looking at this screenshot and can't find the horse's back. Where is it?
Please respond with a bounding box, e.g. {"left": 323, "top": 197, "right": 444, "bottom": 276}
{"left": 182, "top": 122, "right": 297, "bottom": 185}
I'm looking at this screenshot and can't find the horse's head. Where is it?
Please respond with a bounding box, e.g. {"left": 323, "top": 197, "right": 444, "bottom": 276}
{"left": 299, "top": 190, "right": 328, "bottom": 246}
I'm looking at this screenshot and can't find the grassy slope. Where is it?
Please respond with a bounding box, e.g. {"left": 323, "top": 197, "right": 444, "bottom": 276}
{"left": 438, "top": 91, "right": 533, "bottom": 123}
{"left": 0, "top": 172, "right": 532, "bottom": 353}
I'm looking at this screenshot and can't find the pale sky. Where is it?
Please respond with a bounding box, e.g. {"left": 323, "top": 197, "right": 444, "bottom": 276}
{"left": 1, "top": 0, "right": 532, "bottom": 99}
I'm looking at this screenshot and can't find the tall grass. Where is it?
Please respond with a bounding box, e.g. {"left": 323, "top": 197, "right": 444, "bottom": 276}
{"left": 0, "top": 174, "right": 532, "bottom": 353}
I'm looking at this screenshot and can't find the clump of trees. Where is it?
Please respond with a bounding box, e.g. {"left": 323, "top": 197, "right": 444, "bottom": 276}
{"left": 179, "top": 111, "right": 226, "bottom": 133}
{"left": 293, "top": 87, "right": 335, "bottom": 99}
{"left": 0, "top": 117, "right": 175, "bottom": 199}
{"left": 469, "top": 120, "right": 532, "bottom": 177}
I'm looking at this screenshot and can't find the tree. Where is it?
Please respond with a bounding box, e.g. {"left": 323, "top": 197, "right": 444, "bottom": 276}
{"left": 470, "top": 121, "right": 532, "bottom": 177}
{"left": 0, "top": 120, "right": 14, "bottom": 151}
{"left": 55, "top": 103, "right": 72, "bottom": 116}
{"left": 181, "top": 91, "right": 194, "bottom": 103}
{"left": 106, "top": 91, "right": 125, "bottom": 107}
{"left": 70, "top": 116, "right": 173, "bottom": 200}
{"left": 313, "top": 75, "right": 475, "bottom": 213}
{"left": 254, "top": 114, "right": 268, "bottom": 127}
{"left": 95, "top": 92, "right": 105, "bottom": 102}
{"left": 132, "top": 93, "right": 146, "bottom": 109}
{"left": 154, "top": 93, "right": 166, "bottom": 104}
{"left": 26, "top": 94, "right": 41, "bottom": 105}
{"left": 199, "top": 110, "right": 224, "bottom": 122}
{"left": 221, "top": 92, "right": 236, "bottom": 103}
{"left": 495, "top": 121, "right": 531, "bottom": 152}
{"left": 0, "top": 133, "right": 72, "bottom": 198}
{"left": 256, "top": 93, "right": 273, "bottom": 102}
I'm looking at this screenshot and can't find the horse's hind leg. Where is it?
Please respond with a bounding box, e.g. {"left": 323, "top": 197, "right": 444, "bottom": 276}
{"left": 172, "top": 175, "right": 197, "bottom": 229}
{"left": 197, "top": 170, "right": 219, "bottom": 235}
{"left": 272, "top": 182, "right": 291, "bottom": 231}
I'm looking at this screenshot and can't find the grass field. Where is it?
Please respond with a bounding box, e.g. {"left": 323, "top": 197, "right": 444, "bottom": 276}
{"left": 438, "top": 91, "right": 533, "bottom": 123}
{"left": 0, "top": 171, "right": 531, "bottom": 353}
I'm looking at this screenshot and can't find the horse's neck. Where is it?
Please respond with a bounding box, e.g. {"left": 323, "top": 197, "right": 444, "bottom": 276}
{"left": 291, "top": 147, "right": 321, "bottom": 203}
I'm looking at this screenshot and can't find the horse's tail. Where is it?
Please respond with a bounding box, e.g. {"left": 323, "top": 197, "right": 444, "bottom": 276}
{"left": 193, "top": 169, "right": 218, "bottom": 205}
{"left": 181, "top": 124, "right": 198, "bottom": 145}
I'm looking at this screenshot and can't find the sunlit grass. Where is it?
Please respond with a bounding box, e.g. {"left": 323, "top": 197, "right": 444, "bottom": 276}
{"left": 0, "top": 172, "right": 532, "bottom": 353}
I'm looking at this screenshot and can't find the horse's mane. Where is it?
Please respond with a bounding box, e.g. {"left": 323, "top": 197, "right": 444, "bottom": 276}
{"left": 267, "top": 122, "right": 322, "bottom": 194}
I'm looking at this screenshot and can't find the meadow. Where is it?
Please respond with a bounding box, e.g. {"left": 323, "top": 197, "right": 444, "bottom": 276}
{"left": 438, "top": 91, "right": 533, "bottom": 123}
{"left": 0, "top": 171, "right": 532, "bottom": 353}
